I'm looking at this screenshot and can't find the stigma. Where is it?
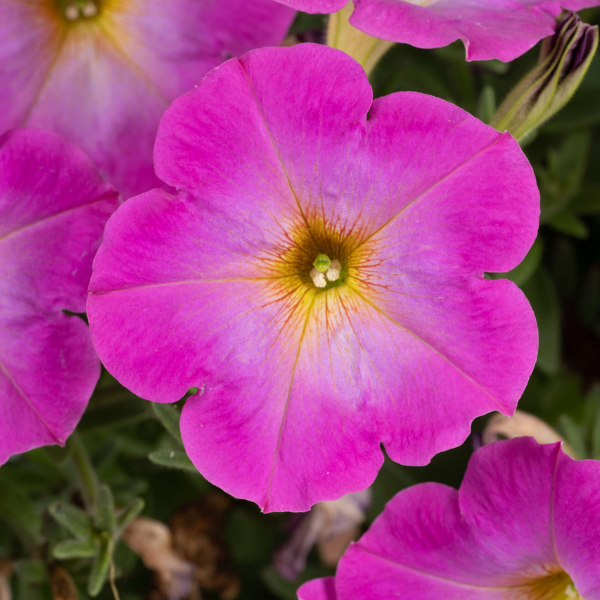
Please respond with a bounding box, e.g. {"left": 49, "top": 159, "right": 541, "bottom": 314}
{"left": 64, "top": 1, "right": 98, "bottom": 20}
{"left": 310, "top": 256, "right": 342, "bottom": 288}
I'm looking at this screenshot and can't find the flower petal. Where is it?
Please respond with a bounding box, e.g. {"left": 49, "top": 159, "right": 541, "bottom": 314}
{"left": 0, "top": 0, "right": 295, "bottom": 198}
{"left": 554, "top": 452, "right": 600, "bottom": 598}
{"left": 298, "top": 577, "right": 337, "bottom": 600}
{"left": 337, "top": 441, "right": 570, "bottom": 598}
{"left": 90, "top": 45, "right": 538, "bottom": 511}
{"left": 0, "top": 129, "right": 119, "bottom": 464}
{"left": 275, "top": 0, "right": 600, "bottom": 61}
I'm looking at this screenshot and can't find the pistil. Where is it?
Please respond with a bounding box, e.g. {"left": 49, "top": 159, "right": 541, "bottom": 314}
{"left": 310, "top": 255, "right": 343, "bottom": 288}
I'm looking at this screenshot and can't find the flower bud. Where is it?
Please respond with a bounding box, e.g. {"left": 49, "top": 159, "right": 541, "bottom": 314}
{"left": 490, "top": 11, "right": 598, "bottom": 142}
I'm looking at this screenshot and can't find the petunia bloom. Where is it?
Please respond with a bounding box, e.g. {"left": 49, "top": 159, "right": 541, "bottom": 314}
{"left": 87, "top": 44, "right": 539, "bottom": 513}
{"left": 0, "top": 129, "right": 119, "bottom": 465}
{"left": 0, "top": 0, "right": 295, "bottom": 199}
{"left": 273, "top": 0, "right": 600, "bottom": 62}
{"left": 298, "top": 437, "right": 600, "bottom": 599}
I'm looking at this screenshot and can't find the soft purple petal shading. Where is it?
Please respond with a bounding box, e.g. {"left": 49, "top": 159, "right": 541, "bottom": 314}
{"left": 88, "top": 44, "right": 539, "bottom": 512}
{"left": 553, "top": 451, "right": 600, "bottom": 598}
{"left": 298, "top": 577, "right": 337, "bottom": 600}
{"left": 275, "top": 0, "right": 600, "bottom": 61}
{"left": 331, "top": 438, "right": 600, "bottom": 599}
{"left": 0, "top": 129, "right": 119, "bottom": 465}
{"left": 0, "top": 0, "right": 295, "bottom": 199}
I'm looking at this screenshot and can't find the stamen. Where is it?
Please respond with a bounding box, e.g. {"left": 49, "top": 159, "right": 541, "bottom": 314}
{"left": 326, "top": 260, "right": 341, "bottom": 282}
{"left": 81, "top": 1, "right": 98, "bottom": 17}
{"left": 310, "top": 268, "right": 327, "bottom": 288}
{"left": 64, "top": 3, "right": 80, "bottom": 20}
{"left": 64, "top": 1, "right": 98, "bottom": 20}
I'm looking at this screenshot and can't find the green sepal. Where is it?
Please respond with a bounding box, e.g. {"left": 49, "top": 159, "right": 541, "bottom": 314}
{"left": 148, "top": 449, "right": 198, "bottom": 473}
{"left": 95, "top": 484, "right": 116, "bottom": 533}
{"left": 49, "top": 502, "right": 93, "bottom": 540}
{"left": 151, "top": 403, "right": 183, "bottom": 444}
{"left": 87, "top": 533, "right": 111, "bottom": 597}
{"left": 53, "top": 538, "right": 97, "bottom": 559}
{"left": 116, "top": 497, "right": 145, "bottom": 532}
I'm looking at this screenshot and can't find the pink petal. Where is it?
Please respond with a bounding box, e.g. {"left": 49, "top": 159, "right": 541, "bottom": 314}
{"left": 336, "top": 439, "right": 588, "bottom": 598}
{"left": 0, "top": 0, "right": 295, "bottom": 199}
{"left": 274, "top": 0, "right": 599, "bottom": 61}
{"left": 298, "top": 577, "right": 337, "bottom": 600}
{"left": 0, "top": 129, "right": 119, "bottom": 464}
{"left": 89, "top": 45, "right": 538, "bottom": 512}
{"left": 554, "top": 452, "right": 600, "bottom": 598}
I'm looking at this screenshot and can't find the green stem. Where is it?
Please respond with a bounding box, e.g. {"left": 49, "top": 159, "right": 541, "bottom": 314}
{"left": 67, "top": 433, "right": 99, "bottom": 510}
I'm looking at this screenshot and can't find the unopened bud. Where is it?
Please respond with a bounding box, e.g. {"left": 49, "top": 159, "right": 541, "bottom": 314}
{"left": 491, "top": 11, "right": 598, "bottom": 142}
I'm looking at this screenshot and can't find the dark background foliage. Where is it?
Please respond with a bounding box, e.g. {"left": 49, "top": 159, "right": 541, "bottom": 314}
{"left": 2, "top": 8, "right": 600, "bottom": 599}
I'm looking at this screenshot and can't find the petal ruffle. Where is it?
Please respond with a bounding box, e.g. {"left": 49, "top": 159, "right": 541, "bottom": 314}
{"left": 90, "top": 45, "right": 538, "bottom": 511}
{"left": 0, "top": 129, "right": 119, "bottom": 464}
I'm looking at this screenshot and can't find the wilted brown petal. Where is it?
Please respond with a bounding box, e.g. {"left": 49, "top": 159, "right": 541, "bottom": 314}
{"left": 0, "top": 561, "right": 12, "bottom": 600}
{"left": 123, "top": 517, "right": 195, "bottom": 600}
{"left": 274, "top": 489, "right": 371, "bottom": 579}
{"left": 50, "top": 564, "right": 78, "bottom": 600}
{"left": 482, "top": 410, "right": 577, "bottom": 458}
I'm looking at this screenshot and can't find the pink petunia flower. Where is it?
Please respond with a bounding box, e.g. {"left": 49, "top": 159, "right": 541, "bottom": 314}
{"left": 298, "top": 437, "right": 600, "bottom": 599}
{"left": 273, "top": 0, "right": 599, "bottom": 61}
{"left": 0, "top": 0, "right": 295, "bottom": 199}
{"left": 0, "top": 129, "right": 119, "bottom": 465}
{"left": 87, "top": 44, "right": 539, "bottom": 513}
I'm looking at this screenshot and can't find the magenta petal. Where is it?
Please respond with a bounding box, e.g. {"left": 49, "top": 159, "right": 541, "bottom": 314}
{"left": 0, "top": 0, "right": 295, "bottom": 199}
{"left": 0, "top": 129, "right": 119, "bottom": 464}
{"left": 334, "top": 438, "right": 600, "bottom": 599}
{"left": 89, "top": 45, "right": 539, "bottom": 512}
{"left": 274, "top": 0, "right": 599, "bottom": 61}
{"left": 554, "top": 453, "right": 600, "bottom": 598}
{"left": 297, "top": 578, "right": 337, "bottom": 600}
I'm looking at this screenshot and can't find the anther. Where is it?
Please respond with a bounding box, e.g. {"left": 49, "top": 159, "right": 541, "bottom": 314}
{"left": 82, "top": 1, "right": 98, "bottom": 17}
{"left": 326, "top": 260, "right": 341, "bottom": 282}
{"left": 65, "top": 3, "right": 80, "bottom": 20}
{"left": 310, "top": 268, "right": 327, "bottom": 288}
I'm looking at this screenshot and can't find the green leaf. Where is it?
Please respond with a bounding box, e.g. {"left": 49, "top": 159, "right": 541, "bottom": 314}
{"left": 558, "top": 414, "right": 587, "bottom": 459}
{"left": 522, "top": 269, "right": 561, "bottom": 375}
{"left": 151, "top": 403, "right": 183, "bottom": 444}
{"left": 0, "top": 474, "right": 43, "bottom": 547}
{"left": 116, "top": 498, "right": 145, "bottom": 532}
{"left": 148, "top": 449, "right": 198, "bottom": 473}
{"left": 88, "top": 534, "right": 111, "bottom": 597}
{"left": 53, "top": 538, "right": 97, "bottom": 559}
{"left": 49, "top": 502, "right": 93, "bottom": 540}
{"left": 95, "top": 485, "right": 116, "bottom": 533}
{"left": 548, "top": 211, "right": 589, "bottom": 238}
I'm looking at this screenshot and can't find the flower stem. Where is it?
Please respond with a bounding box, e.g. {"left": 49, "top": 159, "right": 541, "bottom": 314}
{"left": 67, "top": 433, "right": 99, "bottom": 510}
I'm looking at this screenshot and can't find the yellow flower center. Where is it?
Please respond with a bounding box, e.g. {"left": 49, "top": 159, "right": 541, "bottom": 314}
{"left": 526, "top": 571, "right": 583, "bottom": 599}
